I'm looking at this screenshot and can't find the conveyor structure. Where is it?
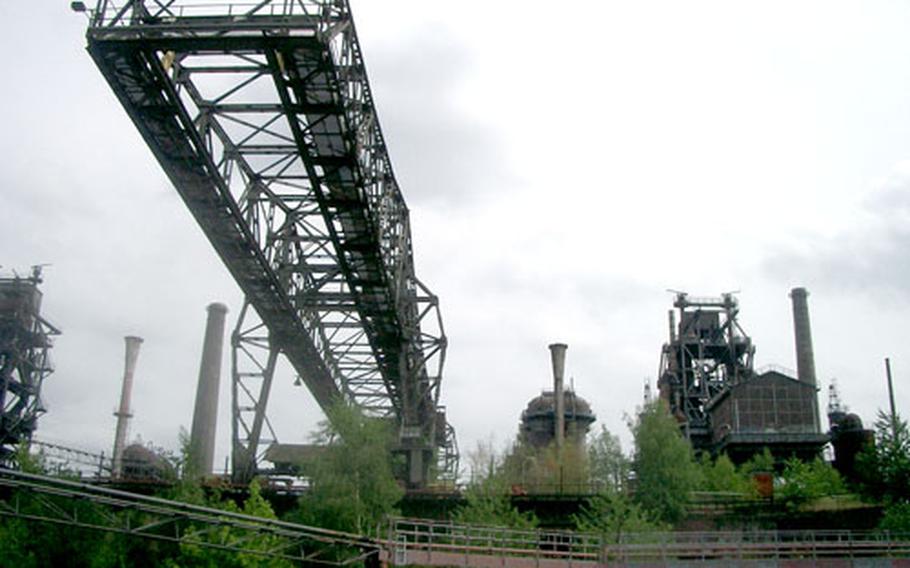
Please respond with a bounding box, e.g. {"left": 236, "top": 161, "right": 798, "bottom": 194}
{"left": 83, "top": 0, "right": 456, "bottom": 486}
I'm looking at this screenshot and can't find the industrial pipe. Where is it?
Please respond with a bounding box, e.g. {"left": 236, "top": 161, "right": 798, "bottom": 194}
{"left": 112, "top": 335, "right": 143, "bottom": 479}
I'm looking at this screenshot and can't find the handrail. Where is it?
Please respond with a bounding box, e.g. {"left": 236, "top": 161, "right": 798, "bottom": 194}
{"left": 389, "top": 518, "right": 910, "bottom": 565}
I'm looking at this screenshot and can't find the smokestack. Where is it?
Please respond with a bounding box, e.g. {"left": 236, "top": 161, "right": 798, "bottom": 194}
{"left": 113, "top": 335, "right": 143, "bottom": 479}
{"left": 188, "top": 302, "right": 228, "bottom": 477}
{"left": 549, "top": 343, "right": 568, "bottom": 450}
{"left": 668, "top": 309, "right": 677, "bottom": 343}
{"left": 790, "top": 287, "right": 820, "bottom": 431}
{"left": 790, "top": 287, "right": 816, "bottom": 386}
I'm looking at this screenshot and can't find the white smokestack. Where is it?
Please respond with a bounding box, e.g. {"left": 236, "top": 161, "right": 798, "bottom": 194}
{"left": 113, "top": 335, "right": 143, "bottom": 478}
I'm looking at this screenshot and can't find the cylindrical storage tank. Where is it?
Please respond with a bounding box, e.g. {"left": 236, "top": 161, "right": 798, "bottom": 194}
{"left": 113, "top": 336, "right": 143, "bottom": 479}
{"left": 549, "top": 343, "right": 568, "bottom": 449}
{"left": 189, "top": 302, "right": 228, "bottom": 477}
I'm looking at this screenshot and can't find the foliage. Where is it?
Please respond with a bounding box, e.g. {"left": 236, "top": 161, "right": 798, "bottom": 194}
{"left": 453, "top": 474, "right": 538, "bottom": 530}
{"left": 294, "top": 402, "right": 403, "bottom": 534}
{"left": 856, "top": 410, "right": 910, "bottom": 504}
{"left": 777, "top": 458, "right": 845, "bottom": 510}
{"left": 588, "top": 426, "right": 630, "bottom": 493}
{"left": 500, "top": 439, "right": 589, "bottom": 493}
{"left": 698, "top": 454, "right": 753, "bottom": 495}
{"left": 0, "top": 441, "right": 294, "bottom": 567}
{"left": 574, "top": 491, "right": 666, "bottom": 543}
{"left": 176, "top": 479, "right": 293, "bottom": 568}
{"left": 739, "top": 447, "right": 775, "bottom": 476}
{"left": 878, "top": 502, "right": 910, "bottom": 534}
{"left": 630, "top": 400, "right": 701, "bottom": 525}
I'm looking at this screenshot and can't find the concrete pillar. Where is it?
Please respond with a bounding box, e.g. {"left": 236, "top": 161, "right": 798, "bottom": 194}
{"left": 189, "top": 302, "right": 228, "bottom": 477}
{"left": 549, "top": 343, "right": 568, "bottom": 450}
{"left": 113, "top": 336, "right": 143, "bottom": 478}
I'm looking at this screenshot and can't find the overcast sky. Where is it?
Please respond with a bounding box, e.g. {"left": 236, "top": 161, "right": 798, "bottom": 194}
{"left": 2, "top": 1, "right": 910, "bottom": 473}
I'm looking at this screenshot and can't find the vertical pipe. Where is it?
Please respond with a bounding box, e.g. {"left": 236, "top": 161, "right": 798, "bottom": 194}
{"left": 189, "top": 303, "right": 228, "bottom": 477}
{"left": 549, "top": 343, "right": 568, "bottom": 450}
{"left": 113, "top": 335, "right": 143, "bottom": 479}
{"left": 668, "top": 310, "right": 677, "bottom": 343}
{"left": 790, "top": 287, "right": 820, "bottom": 431}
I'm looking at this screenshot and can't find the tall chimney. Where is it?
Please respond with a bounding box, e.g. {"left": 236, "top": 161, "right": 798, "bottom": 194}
{"left": 188, "top": 302, "right": 228, "bottom": 477}
{"left": 790, "top": 287, "right": 820, "bottom": 431}
{"left": 549, "top": 343, "right": 568, "bottom": 450}
{"left": 113, "top": 336, "right": 143, "bottom": 478}
{"left": 790, "top": 287, "right": 816, "bottom": 386}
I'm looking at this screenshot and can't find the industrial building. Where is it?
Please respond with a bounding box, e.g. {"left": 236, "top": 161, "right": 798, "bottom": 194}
{"left": 658, "top": 288, "right": 828, "bottom": 463}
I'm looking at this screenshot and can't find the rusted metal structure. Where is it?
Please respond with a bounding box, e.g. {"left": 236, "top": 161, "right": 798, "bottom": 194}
{"left": 0, "top": 267, "right": 60, "bottom": 465}
{"left": 658, "top": 291, "right": 826, "bottom": 461}
{"left": 520, "top": 344, "right": 595, "bottom": 450}
{"left": 658, "top": 292, "right": 754, "bottom": 451}
{"left": 81, "top": 0, "right": 455, "bottom": 487}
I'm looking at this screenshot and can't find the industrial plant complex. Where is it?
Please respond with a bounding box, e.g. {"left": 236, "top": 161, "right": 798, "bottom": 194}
{"left": 1, "top": 0, "right": 907, "bottom": 565}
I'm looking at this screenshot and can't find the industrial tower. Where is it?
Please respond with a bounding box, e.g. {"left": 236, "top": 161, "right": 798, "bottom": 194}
{"left": 658, "top": 290, "right": 826, "bottom": 461}
{"left": 658, "top": 292, "right": 754, "bottom": 452}
{"left": 82, "top": 0, "right": 456, "bottom": 487}
{"left": 0, "top": 267, "right": 60, "bottom": 465}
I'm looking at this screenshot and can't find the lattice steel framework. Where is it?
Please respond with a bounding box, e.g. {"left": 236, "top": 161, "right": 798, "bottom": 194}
{"left": 657, "top": 292, "right": 754, "bottom": 452}
{"left": 84, "top": 0, "right": 453, "bottom": 486}
{"left": 0, "top": 268, "right": 60, "bottom": 465}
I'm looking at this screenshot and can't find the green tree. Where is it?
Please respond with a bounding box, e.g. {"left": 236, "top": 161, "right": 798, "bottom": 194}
{"left": 740, "top": 447, "right": 775, "bottom": 476}
{"left": 777, "top": 457, "right": 845, "bottom": 510}
{"left": 294, "top": 402, "right": 403, "bottom": 534}
{"left": 574, "top": 491, "right": 666, "bottom": 543}
{"left": 588, "top": 426, "right": 630, "bottom": 493}
{"left": 698, "top": 454, "right": 752, "bottom": 495}
{"left": 630, "top": 401, "right": 701, "bottom": 525}
{"left": 878, "top": 502, "right": 910, "bottom": 534}
{"left": 176, "top": 479, "right": 293, "bottom": 568}
{"left": 453, "top": 475, "right": 537, "bottom": 530}
{"left": 857, "top": 410, "right": 910, "bottom": 504}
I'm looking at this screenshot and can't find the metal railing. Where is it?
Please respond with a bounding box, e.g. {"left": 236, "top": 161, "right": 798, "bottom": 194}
{"left": 87, "top": 0, "right": 328, "bottom": 26}
{"left": 389, "top": 518, "right": 910, "bottom": 566}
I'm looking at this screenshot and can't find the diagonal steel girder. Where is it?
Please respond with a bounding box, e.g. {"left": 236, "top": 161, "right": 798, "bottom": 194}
{"left": 84, "top": 1, "right": 453, "bottom": 483}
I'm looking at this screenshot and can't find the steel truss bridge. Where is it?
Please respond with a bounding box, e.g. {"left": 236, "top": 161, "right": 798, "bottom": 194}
{"left": 82, "top": 0, "right": 456, "bottom": 486}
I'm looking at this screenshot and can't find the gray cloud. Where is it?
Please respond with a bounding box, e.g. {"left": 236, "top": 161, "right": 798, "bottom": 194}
{"left": 365, "top": 25, "right": 515, "bottom": 206}
{"left": 763, "top": 166, "right": 910, "bottom": 302}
